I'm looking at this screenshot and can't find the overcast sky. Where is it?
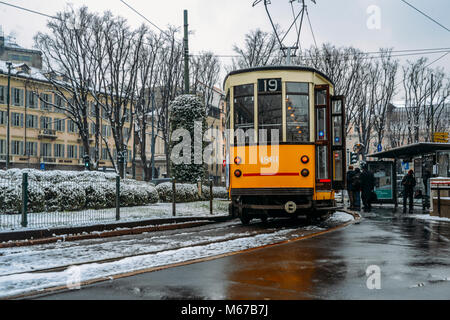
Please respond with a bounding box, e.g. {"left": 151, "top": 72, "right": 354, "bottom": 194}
{"left": 1, "top": 0, "right": 449, "bottom": 100}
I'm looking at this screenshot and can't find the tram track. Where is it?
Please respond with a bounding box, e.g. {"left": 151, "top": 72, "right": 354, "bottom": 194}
{"left": 0, "top": 212, "right": 360, "bottom": 300}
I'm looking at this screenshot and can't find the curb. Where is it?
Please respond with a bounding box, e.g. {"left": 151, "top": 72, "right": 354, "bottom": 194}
{"left": 0, "top": 215, "right": 233, "bottom": 248}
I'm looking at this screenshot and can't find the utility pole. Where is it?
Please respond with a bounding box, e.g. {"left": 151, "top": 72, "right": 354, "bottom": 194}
{"left": 430, "top": 73, "right": 434, "bottom": 142}
{"left": 183, "top": 9, "right": 190, "bottom": 94}
{"left": 6, "top": 61, "right": 12, "bottom": 170}
{"left": 151, "top": 92, "right": 155, "bottom": 180}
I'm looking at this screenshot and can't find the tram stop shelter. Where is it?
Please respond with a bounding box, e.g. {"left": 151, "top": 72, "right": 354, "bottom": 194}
{"left": 367, "top": 143, "right": 450, "bottom": 214}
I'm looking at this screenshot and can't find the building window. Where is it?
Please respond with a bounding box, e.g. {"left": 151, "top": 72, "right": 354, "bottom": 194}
{"left": 102, "top": 124, "right": 111, "bottom": 137}
{"left": 54, "top": 119, "right": 65, "bottom": 132}
{"left": 40, "top": 116, "right": 52, "bottom": 130}
{"left": 68, "top": 120, "right": 78, "bottom": 133}
{"left": 12, "top": 88, "right": 24, "bottom": 106}
{"left": 0, "top": 139, "right": 6, "bottom": 155}
{"left": 54, "top": 144, "right": 65, "bottom": 158}
{"left": 0, "top": 86, "right": 6, "bottom": 104}
{"left": 25, "top": 141, "right": 37, "bottom": 156}
{"left": 40, "top": 143, "right": 52, "bottom": 157}
{"left": 67, "top": 145, "right": 77, "bottom": 159}
{"left": 0, "top": 110, "right": 6, "bottom": 125}
{"left": 89, "top": 122, "right": 95, "bottom": 135}
{"left": 11, "top": 112, "right": 24, "bottom": 127}
{"left": 102, "top": 148, "right": 109, "bottom": 160}
{"left": 26, "top": 114, "right": 38, "bottom": 128}
{"left": 11, "top": 140, "right": 24, "bottom": 155}
{"left": 27, "top": 92, "right": 38, "bottom": 109}
{"left": 54, "top": 95, "right": 65, "bottom": 112}
{"left": 40, "top": 93, "right": 52, "bottom": 111}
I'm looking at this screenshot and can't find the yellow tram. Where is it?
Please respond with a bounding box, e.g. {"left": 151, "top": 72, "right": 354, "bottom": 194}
{"left": 224, "top": 66, "right": 346, "bottom": 224}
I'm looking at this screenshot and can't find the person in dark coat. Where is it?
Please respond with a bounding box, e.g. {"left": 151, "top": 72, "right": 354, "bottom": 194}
{"left": 346, "top": 166, "right": 355, "bottom": 209}
{"left": 352, "top": 168, "right": 361, "bottom": 210}
{"left": 402, "top": 169, "right": 416, "bottom": 213}
{"left": 360, "top": 163, "right": 375, "bottom": 212}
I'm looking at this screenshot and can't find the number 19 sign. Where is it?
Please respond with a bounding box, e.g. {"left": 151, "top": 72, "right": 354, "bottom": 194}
{"left": 258, "top": 78, "right": 281, "bottom": 93}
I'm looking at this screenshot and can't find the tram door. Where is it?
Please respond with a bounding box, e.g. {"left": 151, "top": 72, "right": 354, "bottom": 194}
{"left": 330, "top": 96, "right": 346, "bottom": 190}
{"left": 314, "top": 85, "right": 346, "bottom": 191}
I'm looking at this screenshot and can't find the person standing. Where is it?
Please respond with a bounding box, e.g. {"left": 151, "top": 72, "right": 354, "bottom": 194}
{"left": 360, "top": 163, "right": 375, "bottom": 212}
{"left": 352, "top": 168, "right": 361, "bottom": 210}
{"left": 346, "top": 166, "right": 355, "bottom": 209}
{"left": 402, "top": 169, "right": 416, "bottom": 213}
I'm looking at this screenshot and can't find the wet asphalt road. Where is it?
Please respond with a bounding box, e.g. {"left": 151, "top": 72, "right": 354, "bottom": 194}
{"left": 37, "top": 208, "right": 450, "bottom": 300}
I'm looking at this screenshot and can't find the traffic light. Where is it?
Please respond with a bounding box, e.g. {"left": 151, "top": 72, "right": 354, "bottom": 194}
{"left": 350, "top": 152, "right": 358, "bottom": 164}
{"left": 83, "top": 154, "right": 90, "bottom": 169}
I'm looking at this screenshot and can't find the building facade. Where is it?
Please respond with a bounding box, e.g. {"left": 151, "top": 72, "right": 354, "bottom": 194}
{"left": 0, "top": 61, "right": 134, "bottom": 173}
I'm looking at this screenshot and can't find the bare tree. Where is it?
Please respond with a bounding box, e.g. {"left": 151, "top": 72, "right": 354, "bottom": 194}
{"left": 34, "top": 6, "right": 98, "bottom": 169}
{"left": 228, "top": 28, "right": 282, "bottom": 72}
{"left": 90, "top": 13, "right": 146, "bottom": 178}
{"left": 301, "top": 44, "right": 368, "bottom": 136}
{"left": 371, "top": 50, "right": 399, "bottom": 148}
{"left": 154, "top": 28, "right": 184, "bottom": 177}
{"left": 133, "top": 30, "right": 164, "bottom": 181}
{"left": 190, "top": 51, "right": 221, "bottom": 113}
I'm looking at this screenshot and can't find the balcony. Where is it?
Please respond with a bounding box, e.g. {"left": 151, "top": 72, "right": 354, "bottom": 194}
{"left": 38, "top": 129, "right": 57, "bottom": 140}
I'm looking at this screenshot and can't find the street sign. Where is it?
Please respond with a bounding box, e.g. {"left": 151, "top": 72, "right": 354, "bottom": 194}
{"left": 433, "top": 132, "right": 448, "bottom": 143}
{"left": 377, "top": 144, "right": 382, "bottom": 152}
{"left": 40, "top": 163, "right": 45, "bottom": 170}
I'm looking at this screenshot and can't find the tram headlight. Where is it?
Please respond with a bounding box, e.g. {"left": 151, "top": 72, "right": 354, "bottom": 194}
{"left": 234, "top": 156, "right": 242, "bottom": 165}
{"left": 234, "top": 169, "right": 242, "bottom": 178}
{"left": 301, "top": 169, "right": 309, "bottom": 177}
{"left": 301, "top": 155, "right": 309, "bottom": 164}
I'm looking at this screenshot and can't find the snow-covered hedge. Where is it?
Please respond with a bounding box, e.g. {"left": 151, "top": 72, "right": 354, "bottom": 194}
{"left": 0, "top": 169, "right": 158, "bottom": 213}
{"left": 156, "top": 182, "right": 228, "bottom": 203}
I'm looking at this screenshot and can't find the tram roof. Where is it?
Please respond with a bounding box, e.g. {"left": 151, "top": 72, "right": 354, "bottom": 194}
{"left": 223, "top": 65, "right": 334, "bottom": 89}
{"left": 368, "top": 142, "right": 450, "bottom": 160}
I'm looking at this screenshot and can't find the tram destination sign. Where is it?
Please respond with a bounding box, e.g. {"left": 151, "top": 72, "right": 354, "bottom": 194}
{"left": 258, "top": 78, "right": 281, "bottom": 93}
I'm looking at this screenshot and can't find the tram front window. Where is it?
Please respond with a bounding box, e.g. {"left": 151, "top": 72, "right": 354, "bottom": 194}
{"left": 286, "top": 82, "right": 309, "bottom": 142}
{"left": 234, "top": 84, "right": 254, "bottom": 144}
{"left": 258, "top": 78, "right": 282, "bottom": 143}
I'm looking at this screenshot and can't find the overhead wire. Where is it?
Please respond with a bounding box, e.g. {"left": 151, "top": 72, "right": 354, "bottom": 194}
{"left": 0, "top": 1, "right": 449, "bottom": 66}
{"left": 400, "top": 0, "right": 450, "bottom": 33}
{"left": 0, "top": 1, "right": 62, "bottom": 20}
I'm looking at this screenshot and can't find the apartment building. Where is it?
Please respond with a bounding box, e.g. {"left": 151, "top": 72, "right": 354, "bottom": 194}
{"left": 0, "top": 60, "right": 134, "bottom": 172}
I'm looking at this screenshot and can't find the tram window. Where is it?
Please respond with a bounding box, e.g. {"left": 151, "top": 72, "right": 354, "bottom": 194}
{"left": 316, "top": 90, "right": 327, "bottom": 106}
{"left": 316, "top": 108, "right": 327, "bottom": 140}
{"left": 286, "top": 82, "right": 309, "bottom": 142}
{"left": 332, "top": 115, "right": 342, "bottom": 146}
{"left": 234, "top": 84, "right": 253, "bottom": 97}
{"left": 258, "top": 93, "right": 282, "bottom": 143}
{"left": 332, "top": 99, "right": 342, "bottom": 113}
{"left": 333, "top": 150, "right": 343, "bottom": 181}
{"left": 317, "top": 145, "right": 329, "bottom": 179}
{"left": 286, "top": 82, "right": 308, "bottom": 94}
{"left": 234, "top": 84, "right": 254, "bottom": 135}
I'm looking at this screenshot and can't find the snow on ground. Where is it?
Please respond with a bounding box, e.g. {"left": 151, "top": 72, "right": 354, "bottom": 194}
{"left": 0, "top": 200, "right": 229, "bottom": 232}
{"left": 0, "top": 211, "right": 354, "bottom": 298}
{"left": 408, "top": 214, "right": 450, "bottom": 223}
{"left": 326, "top": 211, "right": 355, "bottom": 223}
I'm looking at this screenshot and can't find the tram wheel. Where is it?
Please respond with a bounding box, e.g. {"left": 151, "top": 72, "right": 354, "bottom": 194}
{"left": 239, "top": 209, "right": 251, "bottom": 225}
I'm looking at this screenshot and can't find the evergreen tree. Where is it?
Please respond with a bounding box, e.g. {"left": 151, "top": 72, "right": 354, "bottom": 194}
{"left": 169, "top": 95, "right": 207, "bottom": 183}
